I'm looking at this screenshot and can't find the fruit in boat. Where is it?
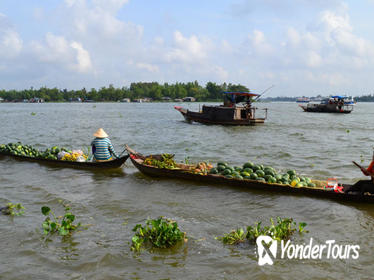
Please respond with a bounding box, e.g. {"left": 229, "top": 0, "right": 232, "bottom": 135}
{"left": 232, "top": 171, "right": 240, "bottom": 177}
{"left": 243, "top": 162, "right": 254, "bottom": 169}
{"left": 222, "top": 169, "right": 232, "bottom": 176}
{"left": 250, "top": 173, "right": 258, "bottom": 180}
{"left": 243, "top": 168, "right": 253, "bottom": 174}
{"left": 217, "top": 165, "right": 226, "bottom": 172}
{"left": 255, "top": 170, "right": 265, "bottom": 178}
{"left": 209, "top": 168, "right": 218, "bottom": 174}
{"left": 241, "top": 171, "right": 250, "bottom": 177}
{"left": 234, "top": 166, "right": 242, "bottom": 171}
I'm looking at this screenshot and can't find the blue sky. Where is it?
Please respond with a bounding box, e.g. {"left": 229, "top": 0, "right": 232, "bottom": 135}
{"left": 1, "top": 0, "right": 374, "bottom": 96}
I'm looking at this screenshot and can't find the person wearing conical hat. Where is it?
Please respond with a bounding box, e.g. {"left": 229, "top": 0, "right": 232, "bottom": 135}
{"left": 91, "top": 128, "right": 118, "bottom": 161}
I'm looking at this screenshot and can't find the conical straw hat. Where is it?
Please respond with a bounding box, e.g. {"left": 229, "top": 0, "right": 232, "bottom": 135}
{"left": 93, "top": 128, "right": 109, "bottom": 138}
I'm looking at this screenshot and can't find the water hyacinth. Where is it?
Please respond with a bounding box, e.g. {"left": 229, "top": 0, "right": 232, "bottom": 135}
{"left": 217, "top": 217, "right": 308, "bottom": 245}
{"left": 131, "top": 217, "right": 186, "bottom": 252}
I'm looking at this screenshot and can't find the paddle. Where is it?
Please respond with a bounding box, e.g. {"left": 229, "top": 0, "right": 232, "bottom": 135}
{"left": 353, "top": 160, "right": 367, "bottom": 173}
{"left": 118, "top": 148, "right": 128, "bottom": 158}
{"left": 353, "top": 160, "right": 374, "bottom": 178}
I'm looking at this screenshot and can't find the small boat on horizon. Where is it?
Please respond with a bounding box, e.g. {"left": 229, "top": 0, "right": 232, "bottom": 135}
{"left": 299, "top": 96, "right": 354, "bottom": 113}
{"left": 296, "top": 97, "right": 310, "bottom": 103}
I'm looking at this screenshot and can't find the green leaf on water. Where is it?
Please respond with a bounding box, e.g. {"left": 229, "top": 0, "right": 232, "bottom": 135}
{"left": 41, "top": 206, "right": 50, "bottom": 216}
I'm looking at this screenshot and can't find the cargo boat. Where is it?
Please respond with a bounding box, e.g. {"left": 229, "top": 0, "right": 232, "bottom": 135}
{"left": 175, "top": 92, "right": 267, "bottom": 125}
{"left": 126, "top": 146, "right": 374, "bottom": 203}
{"left": 299, "top": 96, "right": 354, "bottom": 113}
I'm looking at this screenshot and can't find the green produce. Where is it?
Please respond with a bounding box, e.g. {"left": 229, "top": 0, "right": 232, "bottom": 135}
{"left": 209, "top": 168, "right": 218, "bottom": 174}
{"left": 217, "top": 162, "right": 227, "bottom": 167}
{"left": 243, "top": 162, "right": 254, "bottom": 169}
{"left": 234, "top": 166, "right": 242, "bottom": 172}
{"left": 241, "top": 171, "right": 250, "bottom": 177}
{"left": 232, "top": 171, "right": 240, "bottom": 177}
{"left": 0, "top": 142, "right": 72, "bottom": 161}
{"left": 222, "top": 169, "right": 232, "bottom": 176}
{"left": 252, "top": 165, "right": 261, "bottom": 172}
{"left": 243, "top": 168, "right": 253, "bottom": 174}
{"left": 255, "top": 170, "right": 265, "bottom": 177}
{"left": 211, "top": 159, "right": 315, "bottom": 187}
{"left": 144, "top": 154, "right": 177, "bottom": 169}
{"left": 217, "top": 165, "right": 226, "bottom": 172}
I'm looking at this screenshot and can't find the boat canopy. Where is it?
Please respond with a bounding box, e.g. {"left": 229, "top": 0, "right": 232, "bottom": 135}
{"left": 331, "top": 95, "right": 346, "bottom": 99}
{"left": 223, "top": 92, "right": 259, "bottom": 97}
{"left": 223, "top": 92, "right": 259, "bottom": 104}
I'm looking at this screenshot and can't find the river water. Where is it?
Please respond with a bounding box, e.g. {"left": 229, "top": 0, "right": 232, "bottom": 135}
{"left": 0, "top": 102, "right": 373, "bottom": 279}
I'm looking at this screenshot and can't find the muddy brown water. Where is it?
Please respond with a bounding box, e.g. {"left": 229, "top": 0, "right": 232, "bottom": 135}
{"left": 0, "top": 102, "right": 373, "bottom": 279}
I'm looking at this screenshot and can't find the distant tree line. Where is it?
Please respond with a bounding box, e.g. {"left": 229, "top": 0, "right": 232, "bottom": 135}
{"left": 355, "top": 94, "right": 374, "bottom": 102}
{"left": 0, "top": 82, "right": 249, "bottom": 102}
{"left": 2, "top": 83, "right": 374, "bottom": 102}
{"left": 261, "top": 96, "right": 297, "bottom": 102}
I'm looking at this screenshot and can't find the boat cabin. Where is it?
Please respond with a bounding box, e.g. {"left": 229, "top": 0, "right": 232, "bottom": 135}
{"left": 175, "top": 91, "right": 267, "bottom": 125}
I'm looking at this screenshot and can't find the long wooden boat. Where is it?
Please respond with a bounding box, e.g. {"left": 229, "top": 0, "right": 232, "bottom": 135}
{"left": 0, "top": 151, "right": 129, "bottom": 169}
{"left": 126, "top": 146, "right": 374, "bottom": 203}
{"left": 175, "top": 92, "right": 267, "bottom": 125}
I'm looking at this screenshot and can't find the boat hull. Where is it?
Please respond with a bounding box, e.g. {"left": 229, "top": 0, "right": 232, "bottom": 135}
{"left": 299, "top": 104, "right": 352, "bottom": 113}
{"left": 0, "top": 152, "right": 129, "bottom": 169}
{"left": 127, "top": 148, "right": 374, "bottom": 203}
{"left": 174, "top": 106, "right": 266, "bottom": 125}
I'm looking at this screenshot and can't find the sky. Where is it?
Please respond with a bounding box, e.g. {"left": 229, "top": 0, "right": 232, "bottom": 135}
{"left": 1, "top": 0, "right": 374, "bottom": 96}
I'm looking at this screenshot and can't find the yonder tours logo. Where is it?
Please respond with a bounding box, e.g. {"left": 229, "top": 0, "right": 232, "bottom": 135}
{"left": 256, "top": 235, "right": 360, "bottom": 266}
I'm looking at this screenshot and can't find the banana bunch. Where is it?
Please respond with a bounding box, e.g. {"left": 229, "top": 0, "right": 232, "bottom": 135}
{"left": 61, "top": 152, "right": 88, "bottom": 162}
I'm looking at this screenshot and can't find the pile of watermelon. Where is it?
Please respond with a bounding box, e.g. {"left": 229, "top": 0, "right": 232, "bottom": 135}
{"left": 209, "top": 161, "right": 316, "bottom": 187}
{"left": 0, "top": 142, "right": 72, "bottom": 160}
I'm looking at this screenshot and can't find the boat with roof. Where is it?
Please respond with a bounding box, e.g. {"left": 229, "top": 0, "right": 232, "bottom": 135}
{"left": 299, "top": 95, "right": 354, "bottom": 113}
{"left": 174, "top": 91, "right": 268, "bottom": 125}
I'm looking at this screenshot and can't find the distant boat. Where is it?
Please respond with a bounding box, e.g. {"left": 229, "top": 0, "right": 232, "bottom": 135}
{"left": 299, "top": 96, "right": 354, "bottom": 113}
{"left": 296, "top": 97, "right": 310, "bottom": 103}
{"left": 342, "top": 96, "right": 356, "bottom": 105}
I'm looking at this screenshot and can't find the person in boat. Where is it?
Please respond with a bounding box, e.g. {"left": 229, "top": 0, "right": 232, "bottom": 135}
{"left": 345, "top": 153, "right": 374, "bottom": 195}
{"left": 91, "top": 128, "right": 118, "bottom": 162}
{"left": 337, "top": 99, "right": 344, "bottom": 110}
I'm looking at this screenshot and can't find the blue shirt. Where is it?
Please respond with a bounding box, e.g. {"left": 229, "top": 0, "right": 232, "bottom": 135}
{"left": 91, "top": 137, "right": 118, "bottom": 161}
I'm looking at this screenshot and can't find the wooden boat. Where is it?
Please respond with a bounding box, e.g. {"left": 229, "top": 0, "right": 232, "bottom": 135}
{"left": 126, "top": 146, "right": 374, "bottom": 203}
{"left": 299, "top": 96, "right": 353, "bottom": 113}
{"left": 175, "top": 92, "right": 267, "bottom": 125}
{"left": 0, "top": 151, "right": 129, "bottom": 169}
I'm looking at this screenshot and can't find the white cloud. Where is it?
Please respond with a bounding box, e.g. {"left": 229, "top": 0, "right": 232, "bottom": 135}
{"left": 165, "top": 31, "right": 208, "bottom": 63}
{"left": 3, "top": 0, "right": 374, "bottom": 95}
{"left": 0, "top": 30, "right": 23, "bottom": 58}
{"left": 136, "top": 62, "right": 159, "bottom": 73}
{"left": 305, "top": 51, "right": 322, "bottom": 67}
{"left": 70, "top": 42, "right": 92, "bottom": 72}
{"left": 249, "top": 30, "right": 274, "bottom": 55}
{"left": 0, "top": 14, "right": 22, "bottom": 59}
{"left": 31, "top": 32, "right": 92, "bottom": 73}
